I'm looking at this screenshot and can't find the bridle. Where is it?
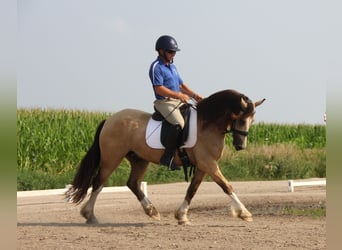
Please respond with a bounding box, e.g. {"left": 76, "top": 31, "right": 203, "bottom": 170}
{"left": 225, "top": 120, "right": 249, "bottom": 136}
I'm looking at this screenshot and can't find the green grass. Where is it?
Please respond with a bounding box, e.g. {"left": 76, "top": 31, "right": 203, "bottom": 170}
{"left": 219, "top": 143, "right": 326, "bottom": 181}
{"left": 226, "top": 122, "right": 326, "bottom": 149}
{"left": 17, "top": 108, "right": 326, "bottom": 191}
{"left": 282, "top": 205, "right": 326, "bottom": 218}
{"left": 17, "top": 109, "right": 109, "bottom": 173}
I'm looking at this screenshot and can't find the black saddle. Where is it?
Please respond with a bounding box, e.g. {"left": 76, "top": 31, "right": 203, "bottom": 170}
{"left": 151, "top": 103, "right": 195, "bottom": 182}
{"left": 152, "top": 103, "right": 191, "bottom": 148}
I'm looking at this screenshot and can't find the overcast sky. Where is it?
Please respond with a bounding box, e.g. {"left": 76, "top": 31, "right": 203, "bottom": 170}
{"left": 17, "top": 0, "right": 329, "bottom": 124}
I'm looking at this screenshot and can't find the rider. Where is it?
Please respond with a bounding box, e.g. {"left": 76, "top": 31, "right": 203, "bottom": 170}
{"left": 149, "top": 35, "right": 202, "bottom": 170}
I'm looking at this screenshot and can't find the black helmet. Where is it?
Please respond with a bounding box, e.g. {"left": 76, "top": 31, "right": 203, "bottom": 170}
{"left": 155, "top": 35, "right": 180, "bottom": 52}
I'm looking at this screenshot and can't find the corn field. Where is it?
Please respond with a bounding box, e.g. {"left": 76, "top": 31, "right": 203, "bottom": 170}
{"left": 17, "top": 109, "right": 326, "bottom": 190}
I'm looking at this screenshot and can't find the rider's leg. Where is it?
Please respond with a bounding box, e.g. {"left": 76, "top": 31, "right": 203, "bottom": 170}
{"left": 154, "top": 98, "right": 184, "bottom": 170}
{"left": 159, "top": 124, "right": 181, "bottom": 170}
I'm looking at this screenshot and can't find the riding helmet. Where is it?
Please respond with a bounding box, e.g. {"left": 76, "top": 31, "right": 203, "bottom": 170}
{"left": 155, "top": 35, "right": 181, "bottom": 52}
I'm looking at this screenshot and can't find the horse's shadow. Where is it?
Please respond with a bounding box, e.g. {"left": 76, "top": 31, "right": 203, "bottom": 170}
{"left": 17, "top": 222, "right": 149, "bottom": 228}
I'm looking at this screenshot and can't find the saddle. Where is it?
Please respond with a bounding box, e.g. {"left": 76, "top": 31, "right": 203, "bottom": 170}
{"left": 151, "top": 103, "right": 191, "bottom": 148}
{"left": 151, "top": 103, "right": 195, "bottom": 181}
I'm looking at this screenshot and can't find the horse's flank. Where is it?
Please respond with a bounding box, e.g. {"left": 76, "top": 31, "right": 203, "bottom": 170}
{"left": 100, "top": 109, "right": 165, "bottom": 165}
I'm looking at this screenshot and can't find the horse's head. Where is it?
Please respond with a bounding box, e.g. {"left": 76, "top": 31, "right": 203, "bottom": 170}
{"left": 228, "top": 96, "right": 266, "bottom": 151}
{"left": 197, "top": 89, "right": 265, "bottom": 150}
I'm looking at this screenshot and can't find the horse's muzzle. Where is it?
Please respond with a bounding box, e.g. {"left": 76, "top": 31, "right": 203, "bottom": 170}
{"left": 234, "top": 145, "right": 245, "bottom": 151}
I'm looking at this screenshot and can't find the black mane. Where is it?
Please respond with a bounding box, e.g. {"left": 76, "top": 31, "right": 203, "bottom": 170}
{"left": 196, "top": 89, "right": 252, "bottom": 131}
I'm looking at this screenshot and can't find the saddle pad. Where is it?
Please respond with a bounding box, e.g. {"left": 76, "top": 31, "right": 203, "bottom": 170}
{"left": 145, "top": 108, "right": 197, "bottom": 149}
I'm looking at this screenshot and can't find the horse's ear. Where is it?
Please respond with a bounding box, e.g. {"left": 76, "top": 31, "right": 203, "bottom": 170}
{"left": 240, "top": 97, "right": 248, "bottom": 110}
{"left": 254, "top": 98, "right": 266, "bottom": 107}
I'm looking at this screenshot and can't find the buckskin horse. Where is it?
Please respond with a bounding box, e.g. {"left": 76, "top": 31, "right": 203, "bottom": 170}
{"left": 65, "top": 89, "right": 265, "bottom": 225}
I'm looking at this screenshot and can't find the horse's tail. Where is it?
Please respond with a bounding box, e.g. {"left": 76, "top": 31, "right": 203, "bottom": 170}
{"left": 65, "top": 119, "right": 106, "bottom": 204}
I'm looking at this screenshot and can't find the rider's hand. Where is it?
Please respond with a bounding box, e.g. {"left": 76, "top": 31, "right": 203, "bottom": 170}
{"left": 177, "top": 92, "right": 190, "bottom": 103}
{"left": 192, "top": 93, "right": 203, "bottom": 102}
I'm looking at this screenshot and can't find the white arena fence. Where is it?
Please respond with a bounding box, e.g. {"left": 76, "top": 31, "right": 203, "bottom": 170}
{"left": 288, "top": 179, "right": 326, "bottom": 192}
{"left": 17, "top": 181, "right": 148, "bottom": 198}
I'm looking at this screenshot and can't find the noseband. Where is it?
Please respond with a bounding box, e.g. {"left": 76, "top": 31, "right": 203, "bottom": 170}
{"left": 225, "top": 120, "right": 249, "bottom": 136}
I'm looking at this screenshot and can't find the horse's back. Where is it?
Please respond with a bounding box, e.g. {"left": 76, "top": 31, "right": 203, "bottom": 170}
{"left": 99, "top": 109, "right": 151, "bottom": 148}
{"left": 108, "top": 108, "right": 151, "bottom": 120}
{"left": 103, "top": 109, "right": 150, "bottom": 131}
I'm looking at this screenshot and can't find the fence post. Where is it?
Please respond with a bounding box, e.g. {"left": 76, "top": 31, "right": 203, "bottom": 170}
{"left": 288, "top": 180, "right": 294, "bottom": 192}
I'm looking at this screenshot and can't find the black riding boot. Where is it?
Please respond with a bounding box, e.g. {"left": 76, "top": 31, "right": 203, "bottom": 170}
{"left": 160, "top": 124, "right": 181, "bottom": 171}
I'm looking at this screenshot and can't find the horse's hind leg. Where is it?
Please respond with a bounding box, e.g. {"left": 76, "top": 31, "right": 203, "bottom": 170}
{"left": 175, "top": 169, "right": 206, "bottom": 225}
{"left": 126, "top": 153, "right": 160, "bottom": 220}
{"left": 80, "top": 156, "right": 124, "bottom": 224}
{"left": 80, "top": 185, "right": 103, "bottom": 224}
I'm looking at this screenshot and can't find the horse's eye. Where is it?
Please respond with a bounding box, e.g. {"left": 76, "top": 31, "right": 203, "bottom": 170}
{"left": 238, "top": 120, "right": 246, "bottom": 126}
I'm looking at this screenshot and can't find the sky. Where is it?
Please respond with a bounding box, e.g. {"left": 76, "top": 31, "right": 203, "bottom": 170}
{"left": 17, "top": 0, "right": 329, "bottom": 124}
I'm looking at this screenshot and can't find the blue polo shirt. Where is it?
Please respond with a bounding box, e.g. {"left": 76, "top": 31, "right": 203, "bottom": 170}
{"left": 149, "top": 56, "right": 183, "bottom": 100}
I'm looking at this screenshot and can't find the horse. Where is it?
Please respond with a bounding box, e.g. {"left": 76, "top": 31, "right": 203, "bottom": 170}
{"left": 65, "top": 89, "right": 265, "bottom": 225}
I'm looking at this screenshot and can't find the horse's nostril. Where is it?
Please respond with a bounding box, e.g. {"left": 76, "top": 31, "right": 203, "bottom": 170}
{"left": 235, "top": 145, "right": 244, "bottom": 151}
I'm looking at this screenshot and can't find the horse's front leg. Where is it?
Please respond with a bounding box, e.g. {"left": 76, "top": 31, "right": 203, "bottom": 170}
{"left": 210, "top": 167, "right": 253, "bottom": 222}
{"left": 175, "top": 169, "right": 206, "bottom": 225}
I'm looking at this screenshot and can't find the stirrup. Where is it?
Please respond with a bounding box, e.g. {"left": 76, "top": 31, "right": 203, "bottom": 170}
{"left": 167, "top": 157, "right": 181, "bottom": 171}
{"left": 160, "top": 156, "right": 180, "bottom": 171}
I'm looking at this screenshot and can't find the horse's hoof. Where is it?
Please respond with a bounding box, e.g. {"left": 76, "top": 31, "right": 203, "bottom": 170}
{"left": 239, "top": 209, "right": 253, "bottom": 222}
{"left": 241, "top": 216, "right": 253, "bottom": 222}
{"left": 231, "top": 206, "right": 253, "bottom": 222}
{"left": 144, "top": 205, "right": 160, "bottom": 220}
{"left": 178, "top": 220, "right": 191, "bottom": 225}
{"left": 175, "top": 212, "right": 190, "bottom": 225}
{"left": 151, "top": 212, "right": 161, "bottom": 221}
{"left": 86, "top": 217, "right": 99, "bottom": 224}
